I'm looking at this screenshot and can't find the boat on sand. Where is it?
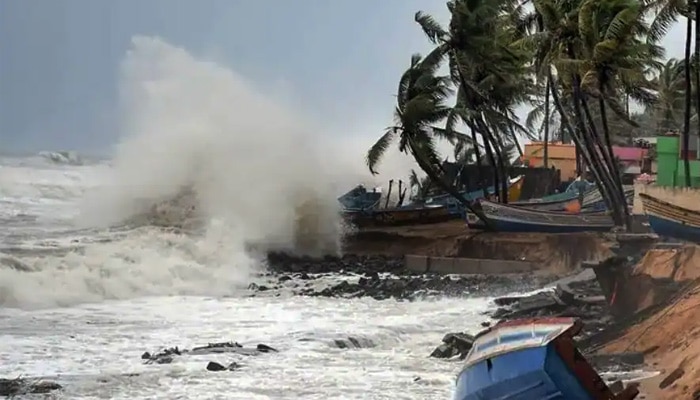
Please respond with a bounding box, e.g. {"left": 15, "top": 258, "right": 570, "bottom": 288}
{"left": 454, "top": 317, "right": 639, "bottom": 400}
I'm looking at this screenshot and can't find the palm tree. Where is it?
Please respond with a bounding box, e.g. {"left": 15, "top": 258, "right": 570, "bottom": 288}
{"left": 651, "top": 58, "right": 686, "bottom": 132}
{"left": 647, "top": 0, "right": 691, "bottom": 185}
{"left": 414, "top": 0, "right": 533, "bottom": 203}
{"left": 523, "top": 0, "right": 622, "bottom": 225}
{"left": 365, "top": 54, "right": 491, "bottom": 225}
{"left": 572, "top": 0, "right": 662, "bottom": 225}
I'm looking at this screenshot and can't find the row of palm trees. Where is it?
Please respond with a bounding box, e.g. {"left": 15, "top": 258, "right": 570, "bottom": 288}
{"left": 366, "top": 0, "right": 700, "bottom": 230}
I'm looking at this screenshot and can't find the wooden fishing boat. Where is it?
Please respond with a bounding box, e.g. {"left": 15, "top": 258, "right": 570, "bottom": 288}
{"left": 639, "top": 192, "right": 700, "bottom": 242}
{"left": 343, "top": 204, "right": 451, "bottom": 228}
{"left": 427, "top": 175, "right": 525, "bottom": 216}
{"left": 511, "top": 194, "right": 582, "bottom": 212}
{"left": 465, "top": 199, "right": 614, "bottom": 233}
{"left": 581, "top": 186, "right": 635, "bottom": 212}
{"left": 337, "top": 185, "right": 382, "bottom": 211}
{"left": 454, "top": 317, "right": 639, "bottom": 400}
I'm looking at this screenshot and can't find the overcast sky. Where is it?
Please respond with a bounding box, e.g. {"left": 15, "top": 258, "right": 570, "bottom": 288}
{"left": 0, "top": 0, "right": 689, "bottom": 154}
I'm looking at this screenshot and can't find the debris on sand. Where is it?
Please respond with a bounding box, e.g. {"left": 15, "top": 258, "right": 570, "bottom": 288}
{"left": 0, "top": 377, "right": 62, "bottom": 397}
{"left": 600, "top": 245, "right": 700, "bottom": 399}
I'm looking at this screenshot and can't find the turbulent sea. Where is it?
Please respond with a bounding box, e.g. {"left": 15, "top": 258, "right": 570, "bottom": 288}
{"left": 0, "top": 154, "right": 499, "bottom": 400}
{"left": 0, "top": 36, "right": 519, "bottom": 399}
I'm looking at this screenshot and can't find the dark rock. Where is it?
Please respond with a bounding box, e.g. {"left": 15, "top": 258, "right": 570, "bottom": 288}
{"left": 256, "top": 344, "right": 278, "bottom": 353}
{"left": 659, "top": 367, "right": 684, "bottom": 389}
{"left": 205, "top": 361, "right": 241, "bottom": 372}
{"left": 0, "top": 378, "right": 62, "bottom": 396}
{"left": 332, "top": 336, "right": 376, "bottom": 349}
{"left": 608, "top": 380, "right": 624, "bottom": 394}
{"left": 206, "top": 361, "right": 227, "bottom": 371}
{"left": 259, "top": 252, "right": 549, "bottom": 300}
{"left": 144, "top": 341, "right": 277, "bottom": 364}
{"left": 430, "top": 332, "right": 475, "bottom": 359}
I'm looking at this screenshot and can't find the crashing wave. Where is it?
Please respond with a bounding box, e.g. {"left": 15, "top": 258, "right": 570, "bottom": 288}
{"left": 121, "top": 185, "right": 204, "bottom": 231}
{"left": 119, "top": 185, "right": 342, "bottom": 257}
{"left": 38, "top": 151, "right": 83, "bottom": 166}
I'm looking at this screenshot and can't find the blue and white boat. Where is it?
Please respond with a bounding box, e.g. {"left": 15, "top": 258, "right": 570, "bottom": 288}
{"left": 465, "top": 199, "right": 614, "bottom": 233}
{"left": 453, "top": 317, "right": 639, "bottom": 400}
{"left": 639, "top": 192, "right": 700, "bottom": 242}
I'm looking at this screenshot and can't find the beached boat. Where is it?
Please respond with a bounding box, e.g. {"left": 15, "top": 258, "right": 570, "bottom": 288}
{"left": 581, "top": 186, "right": 635, "bottom": 212}
{"left": 511, "top": 193, "right": 582, "bottom": 212}
{"left": 639, "top": 192, "right": 700, "bottom": 242}
{"left": 343, "top": 204, "right": 451, "bottom": 228}
{"left": 454, "top": 317, "right": 639, "bottom": 400}
{"left": 427, "top": 176, "right": 525, "bottom": 216}
{"left": 466, "top": 199, "right": 614, "bottom": 233}
{"left": 338, "top": 185, "right": 382, "bottom": 211}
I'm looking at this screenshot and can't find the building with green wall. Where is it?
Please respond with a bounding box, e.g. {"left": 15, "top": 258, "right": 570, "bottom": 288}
{"left": 656, "top": 135, "right": 700, "bottom": 187}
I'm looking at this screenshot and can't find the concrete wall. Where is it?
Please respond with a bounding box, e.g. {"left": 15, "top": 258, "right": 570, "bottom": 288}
{"left": 405, "top": 255, "right": 537, "bottom": 275}
{"left": 633, "top": 183, "right": 700, "bottom": 214}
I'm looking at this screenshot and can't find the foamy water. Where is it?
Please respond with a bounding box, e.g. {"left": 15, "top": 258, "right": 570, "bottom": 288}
{"left": 0, "top": 36, "right": 499, "bottom": 399}
{"left": 0, "top": 155, "right": 499, "bottom": 399}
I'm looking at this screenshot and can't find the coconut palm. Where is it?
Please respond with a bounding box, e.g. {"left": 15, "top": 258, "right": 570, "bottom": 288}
{"left": 647, "top": 0, "right": 691, "bottom": 185}
{"left": 365, "top": 54, "right": 491, "bottom": 225}
{"left": 651, "top": 58, "right": 686, "bottom": 131}
{"left": 414, "top": 0, "right": 533, "bottom": 203}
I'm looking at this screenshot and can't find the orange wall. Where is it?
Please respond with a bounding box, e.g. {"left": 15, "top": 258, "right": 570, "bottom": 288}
{"left": 523, "top": 142, "right": 578, "bottom": 180}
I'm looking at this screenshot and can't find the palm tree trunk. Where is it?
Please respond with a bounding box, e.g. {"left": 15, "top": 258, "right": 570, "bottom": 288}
{"left": 563, "top": 45, "right": 623, "bottom": 224}
{"left": 481, "top": 134, "right": 501, "bottom": 201}
{"left": 683, "top": 15, "right": 693, "bottom": 187}
{"left": 488, "top": 126, "right": 510, "bottom": 203}
{"left": 548, "top": 72, "right": 609, "bottom": 212}
{"left": 468, "top": 123, "right": 487, "bottom": 198}
{"left": 598, "top": 96, "right": 631, "bottom": 228}
{"left": 544, "top": 78, "right": 551, "bottom": 169}
{"left": 473, "top": 117, "right": 508, "bottom": 203}
{"left": 508, "top": 122, "right": 524, "bottom": 157}
{"left": 570, "top": 86, "right": 622, "bottom": 225}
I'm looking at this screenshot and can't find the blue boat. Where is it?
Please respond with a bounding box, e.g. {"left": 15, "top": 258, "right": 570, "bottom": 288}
{"left": 338, "top": 185, "right": 382, "bottom": 211}
{"left": 639, "top": 192, "right": 700, "bottom": 242}
{"left": 465, "top": 199, "right": 614, "bottom": 233}
{"left": 454, "top": 317, "right": 639, "bottom": 400}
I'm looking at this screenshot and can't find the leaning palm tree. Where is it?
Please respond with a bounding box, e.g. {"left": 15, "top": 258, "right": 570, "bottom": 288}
{"left": 365, "top": 54, "right": 491, "bottom": 225}
{"left": 572, "top": 0, "right": 662, "bottom": 226}
{"left": 523, "top": 0, "right": 620, "bottom": 224}
{"left": 414, "top": 0, "right": 532, "bottom": 203}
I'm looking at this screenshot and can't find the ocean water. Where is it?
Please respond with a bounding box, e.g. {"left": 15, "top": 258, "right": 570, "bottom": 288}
{"left": 0, "top": 154, "right": 497, "bottom": 399}
{"left": 0, "top": 36, "right": 502, "bottom": 399}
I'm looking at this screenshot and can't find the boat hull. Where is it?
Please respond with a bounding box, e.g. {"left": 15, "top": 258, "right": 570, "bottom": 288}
{"left": 647, "top": 214, "right": 700, "bottom": 242}
{"left": 455, "top": 317, "right": 635, "bottom": 400}
{"left": 466, "top": 199, "right": 614, "bottom": 233}
{"left": 343, "top": 205, "right": 451, "bottom": 227}
{"left": 455, "top": 345, "right": 591, "bottom": 400}
{"left": 640, "top": 192, "right": 700, "bottom": 243}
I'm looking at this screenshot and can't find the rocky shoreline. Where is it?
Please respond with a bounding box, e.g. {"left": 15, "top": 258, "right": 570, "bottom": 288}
{"left": 3, "top": 247, "right": 682, "bottom": 398}
{"left": 254, "top": 253, "right": 553, "bottom": 300}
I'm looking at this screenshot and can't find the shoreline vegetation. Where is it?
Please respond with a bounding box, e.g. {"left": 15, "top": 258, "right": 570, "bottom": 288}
{"left": 365, "top": 0, "right": 697, "bottom": 231}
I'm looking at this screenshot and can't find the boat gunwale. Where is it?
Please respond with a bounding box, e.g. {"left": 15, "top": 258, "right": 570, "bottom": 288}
{"left": 458, "top": 317, "right": 582, "bottom": 373}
